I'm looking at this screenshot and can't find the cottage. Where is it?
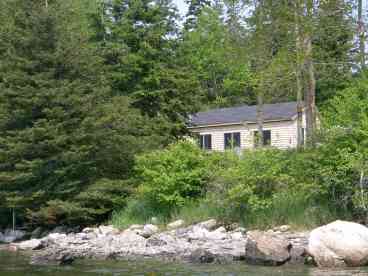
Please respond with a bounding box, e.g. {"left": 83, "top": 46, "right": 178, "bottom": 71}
{"left": 188, "top": 102, "right": 306, "bottom": 151}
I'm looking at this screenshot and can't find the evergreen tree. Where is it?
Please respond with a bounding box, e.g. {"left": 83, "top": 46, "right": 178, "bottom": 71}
{"left": 102, "top": 0, "right": 202, "bottom": 136}
{"left": 184, "top": 0, "right": 212, "bottom": 30}
{"left": 0, "top": 0, "right": 163, "bottom": 226}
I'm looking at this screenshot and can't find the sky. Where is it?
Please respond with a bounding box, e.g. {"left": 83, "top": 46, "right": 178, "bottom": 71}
{"left": 173, "top": 0, "right": 188, "bottom": 16}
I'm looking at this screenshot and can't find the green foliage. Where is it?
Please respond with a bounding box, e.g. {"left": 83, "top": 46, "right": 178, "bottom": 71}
{"left": 180, "top": 6, "right": 253, "bottom": 108}
{"left": 0, "top": 1, "right": 165, "bottom": 227}
{"left": 135, "top": 141, "right": 216, "bottom": 214}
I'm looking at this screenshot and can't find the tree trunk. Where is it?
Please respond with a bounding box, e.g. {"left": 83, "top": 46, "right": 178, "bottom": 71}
{"left": 256, "top": 92, "right": 264, "bottom": 148}
{"left": 295, "top": 1, "right": 304, "bottom": 149}
{"left": 358, "top": 0, "right": 365, "bottom": 70}
{"left": 305, "top": 34, "right": 316, "bottom": 147}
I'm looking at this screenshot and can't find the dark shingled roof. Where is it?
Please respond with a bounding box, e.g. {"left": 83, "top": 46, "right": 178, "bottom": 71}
{"left": 190, "top": 102, "right": 299, "bottom": 127}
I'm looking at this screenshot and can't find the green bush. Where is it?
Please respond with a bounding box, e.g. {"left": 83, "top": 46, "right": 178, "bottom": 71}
{"left": 135, "top": 141, "right": 218, "bottom": 214}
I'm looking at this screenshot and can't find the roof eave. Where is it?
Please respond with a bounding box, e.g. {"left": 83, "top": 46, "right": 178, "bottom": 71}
{"left": 188, "top": 118, "right": 295, "bottom": 129}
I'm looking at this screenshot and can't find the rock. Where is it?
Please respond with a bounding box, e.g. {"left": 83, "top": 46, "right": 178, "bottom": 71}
{"left": 234, "top": 227, "right": 247, "bottom": 234}
{"left": 308, "top": 220, "right": 368, "bottom": 267}
{"left": 213, "top": 226, "right": 226, "bottom": 234}
{"left": 82, "top": 227, "right": 95, "bottom": 234}
{"left": 141, "top": 224, "right": 159, "bottom": 238}
{"left": 31, "top": 227, "right": 43, "bottom": 239}
{"left": 128, "top": 224, "right": 144, "bottom": 231}
{"left": 1, "top": 230, "right": 26, "bottom": 243}
{"left": 189, "top": 248, "right": 215, "bottom": 263}
{"left": 15, "top": 239, "right": 43, "bottom": 251}
{"left": 146, "top": 233, "right": 176, "bottom": 247}
{"left": 289, "top": 245, "right": 306, "bottom": 264}
{"left": 230, "top": 232, "right": 243, "bottom": 240}
{"left": 245, "top": 230, "right": 291, "bottom": 266}
{"left": 167, "top": 220, "right": 185, "bottom": 230}
{"left": 119, "top": 229, "right": 147, "bottom": 244}
{"left": 31, "top": 248, "right": 75, "bottom": 266}
{"left": 279, "top": 225, "right": 291, "bottom": 232}
{"left": 197, "top": 219, "right": 217, "bottom": 231}
{"left": 46, "top": 233, "right": 67, "bottom": 246}
{"left": 98, "top": 225, "right": 119, "bottom": 236}
{"left": 151, "top": 217, "right": 159, "bottom": 224}
{"left": 50, "top": 226, "right": 68, "bottom": 234}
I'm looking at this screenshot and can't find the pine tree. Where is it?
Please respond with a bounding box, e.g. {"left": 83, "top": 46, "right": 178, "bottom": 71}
{"left": 0, "top": 0, "right": 163, "bottom": 226}
{"left": 102, "top": 0, "right": 202, "bottom": 136}
{"left": 184, "top": 0, "right": 212, "bottom": 30}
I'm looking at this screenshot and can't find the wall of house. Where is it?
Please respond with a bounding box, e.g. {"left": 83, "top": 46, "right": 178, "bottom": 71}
{"left": 190, "top": 118, "right": 306, "bottom": 151}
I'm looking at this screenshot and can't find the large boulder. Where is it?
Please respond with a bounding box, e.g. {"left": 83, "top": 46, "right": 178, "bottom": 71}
{"left": 245, "top": 230, "right": 291, "bottom": 266}
{"left": 308, "top": 220, "right": 368, "bottom": 267}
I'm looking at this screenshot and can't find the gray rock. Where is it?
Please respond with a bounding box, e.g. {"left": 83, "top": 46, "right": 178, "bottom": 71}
{"left": 31, "top": 248, "right": 75, "bottom": 266}
{"left": 15, "top": 239, "right": 44, "bottom": 251}
{"left": 289, "top": 245, "right": 306, "bottom": 264}
{"left": 245, "top": 230, "right": 291, "bottom": 266}
{"left": 141, "top": 224, "right": 159, "bottom": 238}
{"left": 167, "top": 220, "right": 185, "bottom": 230}
{"left": 189, "top": 248, "right": 216, "bottom": 263}
{"left": 98, "top": 225, "right": 119, "bottom": 236}
{"left": 279, "top": 225, "right": 291, "bottom": 232}
{"left": 82, "top": 227, "right": 95, "bottom": 234}
{"left": 197, "top": 219, "right": 217, "bottom": 231}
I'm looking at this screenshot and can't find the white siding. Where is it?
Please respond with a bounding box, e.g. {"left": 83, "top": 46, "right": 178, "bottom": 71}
{"left": 190, "top": 115, "right": 307, "bottom": 151}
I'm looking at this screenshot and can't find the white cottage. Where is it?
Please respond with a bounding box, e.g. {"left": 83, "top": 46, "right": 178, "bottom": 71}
{"left": 188, "top": 102, "right": 306, "bottom": 151}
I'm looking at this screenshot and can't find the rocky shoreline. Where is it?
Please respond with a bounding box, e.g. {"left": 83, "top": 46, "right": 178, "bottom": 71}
{"left": 3, "top": 220, "right": 368, "bottom": 268}
{"left": 5, "top": 219, "right": 309, "bottom": 266}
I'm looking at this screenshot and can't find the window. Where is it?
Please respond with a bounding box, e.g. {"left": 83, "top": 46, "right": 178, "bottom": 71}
{"left": 254, "top": 130, "right": 271, "bottom": 147}
{"left": 301, "top": 128, "right": 305, "bottom": 145}
{"left": 224, "top": 132, "right": 241, "bottom": 150}
{"left": 199, "top": 134, "right": 212, "bottom": 150}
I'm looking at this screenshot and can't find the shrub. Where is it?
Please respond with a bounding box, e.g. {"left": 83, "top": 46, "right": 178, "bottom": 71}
{"left": 135, "top": 141, "right": 218, "bottom": 215}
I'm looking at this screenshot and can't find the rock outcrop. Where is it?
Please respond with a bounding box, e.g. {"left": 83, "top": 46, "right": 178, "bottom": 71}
{"left": 9, "top": 221, "right": 310, "bottom": 267}
{"left": 308, "top": 220, "right": 368, "bottom": 267}
{"left": 14, "top": 222, "right": 247, "bottom": 265}
{"left": 245, "top": 230, "right": 292, "bottom": 266}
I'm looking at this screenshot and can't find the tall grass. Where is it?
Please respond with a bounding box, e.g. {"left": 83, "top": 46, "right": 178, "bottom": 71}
{"left": 111, "top": 193, "right": 352, "bottom": 230}
{"left": 242, "top": 193, "right": 330, "bottom": 230}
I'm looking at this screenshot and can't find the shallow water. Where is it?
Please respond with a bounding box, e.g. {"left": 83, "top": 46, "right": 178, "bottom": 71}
{"left": 1, "top": 250, "right": 368, "bottom": 276}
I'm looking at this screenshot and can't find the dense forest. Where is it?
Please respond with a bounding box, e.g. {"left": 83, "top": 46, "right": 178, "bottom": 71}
{"left": 0, "top": 0, "right": 367, "bottom": 229}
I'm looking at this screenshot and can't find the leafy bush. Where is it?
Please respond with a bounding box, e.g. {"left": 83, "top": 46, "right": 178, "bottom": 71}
{"left": 135, "top": 141, "right": 218, "bottom": 215}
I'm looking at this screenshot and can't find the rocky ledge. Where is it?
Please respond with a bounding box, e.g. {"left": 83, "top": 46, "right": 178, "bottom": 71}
{"left": 10, "top": 219, "right": 309, "bottom": 266}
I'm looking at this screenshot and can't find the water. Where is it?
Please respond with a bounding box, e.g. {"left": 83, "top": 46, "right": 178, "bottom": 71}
{"left": 1, "top": 250, "right": 368, "bottom": 276}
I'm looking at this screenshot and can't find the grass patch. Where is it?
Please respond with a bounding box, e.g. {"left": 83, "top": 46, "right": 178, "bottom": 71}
{"left": 241, "top": 192, "right": 353, "bottom": 231}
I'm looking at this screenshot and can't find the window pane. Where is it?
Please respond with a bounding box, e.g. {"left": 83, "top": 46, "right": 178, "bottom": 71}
{"left": 224, "top": 132, "right": 241, "bottom": 149}
{"left": 233, "top": 132, "right": 241, "bottom": 148}
{"left": 263, "top": 130, "right": 271, "bottom": 146}
{"left": 253, "top": 131, "right": 259, "bottom": 147}
{"left": 204, "top": 134, "right": 212, "bottom": 150}
{"left": 224, "top": 133, "right": 232, "bottom": 149}
{"left": 199, "top": 135, "right": 204, "bottom": 149}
